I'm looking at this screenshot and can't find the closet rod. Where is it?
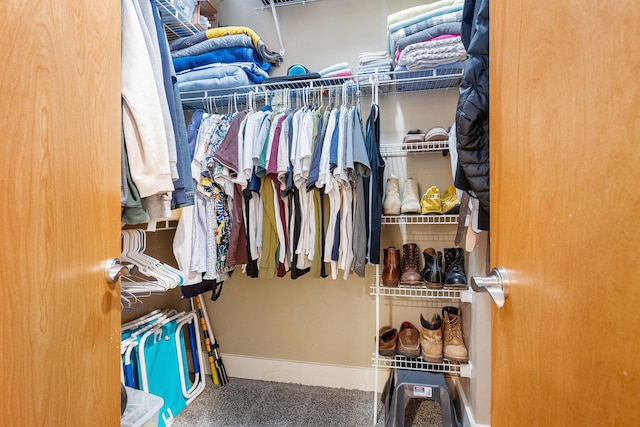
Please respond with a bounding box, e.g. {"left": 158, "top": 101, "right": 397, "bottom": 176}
{"left": 179, "top": 68, "right": 464, "bottom": 110}
{"left": 182, "top": 79, "right": 362, "bottom": 110}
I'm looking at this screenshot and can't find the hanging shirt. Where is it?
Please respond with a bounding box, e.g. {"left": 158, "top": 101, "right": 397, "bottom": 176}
{"left": 364, "top": 104, "right": 385, "bottom": 265}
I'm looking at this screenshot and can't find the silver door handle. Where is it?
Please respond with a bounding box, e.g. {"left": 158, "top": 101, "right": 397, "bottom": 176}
{"left": 105, "top": 258, "right": 132, "bottom": 283}
{"left": 471, "top": 267, "right": 510, "bottom": 308}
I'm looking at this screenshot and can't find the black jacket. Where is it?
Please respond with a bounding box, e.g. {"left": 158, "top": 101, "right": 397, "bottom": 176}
{"left": 455, "top": 0, "right": 490, "bottom": 231}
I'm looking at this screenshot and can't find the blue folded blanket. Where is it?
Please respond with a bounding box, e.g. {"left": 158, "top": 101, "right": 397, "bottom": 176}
{"left": 173, "top": 46, "right": 271, "bottom": 74}
{"left": 177, "top": 67, "right": 251, "bottom": 93}
{"left": 177, "top": 62, "right": 269, "bottom": 85}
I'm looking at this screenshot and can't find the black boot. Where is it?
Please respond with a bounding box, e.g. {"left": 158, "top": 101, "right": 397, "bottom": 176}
{"left": 421, "top": 248, "right": 443, "bottom": 289}
{"left": 443, "top": 248, "right": 467, "bottom": 289}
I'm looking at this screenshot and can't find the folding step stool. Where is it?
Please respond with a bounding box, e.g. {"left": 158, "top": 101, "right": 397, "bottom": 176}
{"left": 383, "top": 369, "right": 459, "bottom": 427}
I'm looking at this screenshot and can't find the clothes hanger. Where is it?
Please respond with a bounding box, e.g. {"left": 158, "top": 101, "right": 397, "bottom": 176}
{"left": 135, "top": 229, "right": 184, "bottom": 286}
{"left": 121, "top": 230, "right": 173, "bottom": 290}
{"left": 138, "top": 233, "right": 183, "bottom": 289}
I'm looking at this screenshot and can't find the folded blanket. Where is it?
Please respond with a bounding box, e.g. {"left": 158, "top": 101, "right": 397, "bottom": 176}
{"left": 391, "top": 9, "right": 462, "bottom": 41}
{"left": 205, "top": 27, "right": 283, "bottom": 66}
{"left": 397, "top": 27, "right": 462, "bottom": 54}
{"left": 177, "top": 65, "right": 251, "bottom": 93}
{"left": 397, "top": 36, "right": 466, "bottom": 71}
{"left": 169, "top": 32, "right": 207, "bottom": 51}
{"left": 172, "top": 46, "right": 270, "bottom": 74}
{"left": 169, "top": 26, "right": 283, "bottom": 66}
{"left": 396, "top": 34, "right": 460, "bottom": 62}
{"left": 177, "top": 62, "right": 269, "bottom": 85}
{"left": 387, "top": 0, "right": 463, "bottom": 27}
{"left": 388, "top": 4, "right": 464, "bottom": 34}
{"left": 172, "top": 34, "right": 254, "bottom": 58}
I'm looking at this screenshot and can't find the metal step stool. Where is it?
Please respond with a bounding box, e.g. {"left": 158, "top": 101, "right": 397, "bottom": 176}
{"left": 383, "top": 369, "right": 459, "bottom": 427}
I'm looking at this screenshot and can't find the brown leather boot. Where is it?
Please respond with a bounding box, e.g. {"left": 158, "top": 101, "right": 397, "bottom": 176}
{"left": 400, "top": 243, "right": 422, "bottom": 285}
{"left": 382, "top": 247, "right": 400, "bottom": 287}
{"left": 442, "top": 306, "right": 468, "bottom": 363}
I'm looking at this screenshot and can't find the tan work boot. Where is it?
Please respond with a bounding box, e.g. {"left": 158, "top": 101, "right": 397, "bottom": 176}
{"left": 420, "top": 313, "right": 443, "bottom": 363}
{"left": 383, "top": 176, "right": 401, "bottom": 215}
{"left": 420, "top": 186, "right": 442, "bottom": 214}
{"left": 441, "top": 185, "right": 461, "bottom": 214}
{"left": 399, "top": 243, "right": 422, "bottom": 285}
{"left": 401, "top": 178, "right": 421, "bottom": 214}
{"left": 442, "top": 306, "right": 468, "bottom": 363}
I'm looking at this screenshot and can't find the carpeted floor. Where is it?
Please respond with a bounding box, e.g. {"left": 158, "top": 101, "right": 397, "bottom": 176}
{"left": 170, "top": 376, "right": 442, "bottom": 427}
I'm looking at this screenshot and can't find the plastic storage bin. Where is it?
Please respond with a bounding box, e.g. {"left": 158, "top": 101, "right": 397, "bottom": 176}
{"left": 121, "top": 387, "right": 164, "bottom": 427}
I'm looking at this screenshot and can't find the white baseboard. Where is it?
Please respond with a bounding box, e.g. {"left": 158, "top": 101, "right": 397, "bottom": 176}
{"left": 453, "top": 378, "right": 490, "bottom": 427}
{"left": 200, "top": 352, "right": 390, "bottom": 392}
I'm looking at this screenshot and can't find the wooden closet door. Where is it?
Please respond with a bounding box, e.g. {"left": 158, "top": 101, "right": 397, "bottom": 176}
{"left": 490, "top": 0, "right": 640, "bottom": 425}
{"left": 0, "top": 1, "right": 122, "bottom": 425}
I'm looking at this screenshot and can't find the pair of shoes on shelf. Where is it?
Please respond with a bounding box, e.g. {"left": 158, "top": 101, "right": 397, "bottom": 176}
{"left": 402, "top": 126, "right": 449, "bottom": 145}
{"left": 383, "top": 176, "right": 421, "bottom": 215}
{"left": 422, "top": 247, "right": 467, "bottom": 289}
{"left": 378, "top": 321, "right": 420, "bottom": 358}
{"left": 382, "top": 243, "right": 422, "bottom": 287}
{"left": 420, "top": 185, "right": 461, "bottom": 215}
{"left": 420, "top": 307, "right": 468, "bottom": 364}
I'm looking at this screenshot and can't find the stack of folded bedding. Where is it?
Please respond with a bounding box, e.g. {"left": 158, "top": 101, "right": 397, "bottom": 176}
{"left": 169, "top": 26, "right": 283, "bottom": 93}
{"left": 386, "top": 0, "right": 466, "bottom": 89}
{"left": 357, "top": 51, "right": 393, "bottom": 84}
{"left": 318, "top": 62, "right": 353, "bottom": 80}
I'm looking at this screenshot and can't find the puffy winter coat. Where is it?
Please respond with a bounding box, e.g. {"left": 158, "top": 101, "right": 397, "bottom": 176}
{"left": 455, "top": 0, "right": 489, "bottom": 231}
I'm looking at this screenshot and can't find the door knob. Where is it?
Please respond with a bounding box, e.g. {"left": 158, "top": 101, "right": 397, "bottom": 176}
{"left": 105, "top": 258, "right": 132, "bottom": 283}
{"left": 471, "top": 267, "right": 510, "bottom": 308}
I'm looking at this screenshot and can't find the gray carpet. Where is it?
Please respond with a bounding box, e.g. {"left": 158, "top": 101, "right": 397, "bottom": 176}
{"left": 170, "top": 376, "right": 442, "bottom": 427}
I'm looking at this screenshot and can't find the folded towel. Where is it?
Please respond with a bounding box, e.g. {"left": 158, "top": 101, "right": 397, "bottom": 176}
{"left": 387, "top": 0, "right": 463, "bottom": 27}
{"left": 319, "top": 62, "right": 351, "bottom": 76}
{"left": 388, "top": 4, "right": 464, "bottom": 34}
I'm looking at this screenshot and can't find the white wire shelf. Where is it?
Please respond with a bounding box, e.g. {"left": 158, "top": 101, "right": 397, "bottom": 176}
{"left": 179, "top": 67, "right": 463, "bottom": 109}
{"left": 370, "top": 285, "right": 471, "bottom": 301}
{"left": 381, "top": 214, "right": 459, "bottom": 225}
{"left": 156, "top": 0, "right": 201, "bottom": 41}
{"left": 373, "top": 354, "right": 472, "bottom": 377}
{"left": 380, "top": 140, "right": 450, "bottom": 157}
{"left": 256, "top": 0, "right": 322, "bottom": 9}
